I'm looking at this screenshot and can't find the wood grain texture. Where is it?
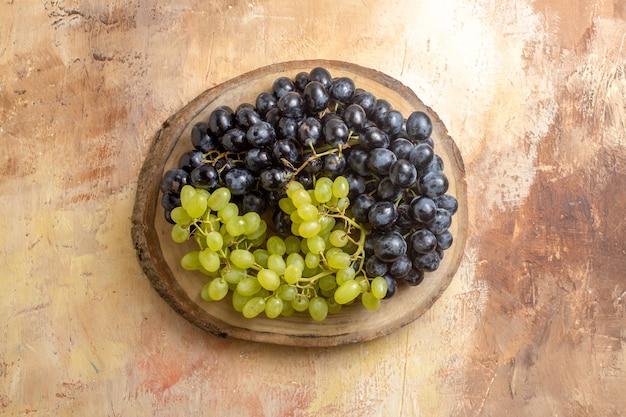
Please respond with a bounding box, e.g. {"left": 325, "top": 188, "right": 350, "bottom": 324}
{"left": 1, "top": 0, "right": 624, "bottom": 416}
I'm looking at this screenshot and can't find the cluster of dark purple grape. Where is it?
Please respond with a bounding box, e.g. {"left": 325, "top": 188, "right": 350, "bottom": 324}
{"left": 160, "top": 66, "right": 457, "bottom": 302}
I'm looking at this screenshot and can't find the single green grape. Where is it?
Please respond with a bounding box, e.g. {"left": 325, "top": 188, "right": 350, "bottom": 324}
{"left": 232, "top": 291, "right": 252, "bottom": 312}
{"left": 171, "top": 206, "right": 193, "bottom": 226}
{"left": 198, "top": 248, "right": 221, "bottom": 273}
{"left": 221, "top": 267, "right": 247, "bottom": 285}
{"left": 291, "top": 295, "right": 310, "bottom": 312}
{"left": 334, "top": 279, "right": 361, "bottom": 304}
{"left": 280, "top": 300, "right": 295, "bottom": 317}
{"left": 283, "top": 264, "right": 302, "bottom": 285}
{"left": 180, "top": 251, "right": 201, "bottom": 270}
{"left": 236, "top": 276, "right": 262, "bottom": 297}
{"left": 277, "top": 284, "right": 297, "bottom": 301}
{"left": 242, "top": 296, "right": 266, "bottom": 318}
{"left": 306, "top": 235, "right": 326, "bottom": 255}
{"left": 253, "top": 248, "right": 270, "bottom": 269}
{"left": 318, "top": 215, "right": 335, "bottom": 234}
{"left": 327, "top": 250, "right": 351, "bottom": 270}
{"left": 257, "top": 268, "right": 280, "bottom": 291}
{"left": 171, "top": 224, "right": 190, "bottom": 243}
{"left": 265, "top": 297, "right": 284, "bottom": 319}
{"left": 207, "top": 187, "right": 231, "bottom": 211}
{"left": 186, "top": 192, "right": 208, "bottom": 218}
{"left": 290, "top": 210, "right": 304, "bottom": 225}
{"left": 267, "top": 254, "right": 286, "bottom": 276}
{"left": 225, "top": 215, "right": 246, "bottom": 236}
{"left": 335, "top": 266, "right": 356, "bottom": 285}
{"left": 179, "top": 185, "right": 197, "bottom": 209}
{"left": 299, "top": 220, "right": 321, "bottom": 238}
{"left": 245, "top": 219, "right": 267, "bottom": 240}
{"left": 314, "top": 177, "right": 333, "bottom": 203}
{"left": 284, "top": 235, "right": 301, "bottom": 254}
{"left": 327, "top": 297, "right": 342, "bottom": 314}
{"left": 278, "top": 197, "right": 296, "bottom": 214}
{"left": 361, "top": 291, "right": 381, "bottom": 311}
{"left": 370, "top": 276, "right": 388, "bottom": 299}
{"left": 205, "top": 230, "right": 224, "bottom": 252}
{"left": 318, "top": 274, "right": 337, "bottom": 292}
{"left": 285, "top": 180, "right": 304, "bottom": 198}
{"left": 297, "top": 203, "right": 319, "bottom": 221}
{"left": 329, "top": 229, "right": 348, "bottom": 248}
{"left": 290, "top": 188, "right": 311, "bottom": 208}
{"left": 217, "top": 202, "right": 239, "bottom": 223}
{"left": 242, "top": 211, "right": 261, "bottom": 236}
{"left": 305, "top": 252, "right": 320, "bottom": 269}
{"left": 308, "top": 297, "right": 329, "bottom": 321}
{"left": 332, "top": 176, "right": 350, "bottom": 199}
{"left": 208, "top": 278, "right": 229, "bottom": 301}
{"left": 266, "top": 235, "right": 286, "bottom": 255}
{"left": 230, "top": 249, "right": 255, "bottom": 269}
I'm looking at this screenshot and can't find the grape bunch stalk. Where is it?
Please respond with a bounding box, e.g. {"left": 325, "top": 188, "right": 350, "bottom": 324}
{"left": 160, "top": 66, "right": 458, "bottom": 321}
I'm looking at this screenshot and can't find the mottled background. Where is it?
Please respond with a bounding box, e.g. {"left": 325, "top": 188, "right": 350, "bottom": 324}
{"left": 1, "top": 0, "right": 624, "bottom": 416}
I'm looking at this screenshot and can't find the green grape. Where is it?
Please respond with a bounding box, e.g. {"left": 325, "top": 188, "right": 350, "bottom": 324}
{"left": 318, "top": 215, "right": 335, "bottom": 234}
{"left": 206, "top": 213, "right": 221, "bottom": 232}
{"left": 299, "top": 238, "right": 310, "bottom": 255}
{"left": 334, "top": 280, "right": 361, "bottom": 304}
{"left": 370, "top": 276, "right": 388, "bottom": 299}
{"left": 181, "top": 251, "right": 201, "bottom": 270}
{"left": 280, "top": 300, "right": 295, "bottom": 317}
{"left": 329, "top": 229, "right": 349, "bottom": 248}
{"left": 207, "top": 187, "right": 231, "bottom": 211}
{"left": 171, "top": 224, "right": 190, "bottom": 243}
{"left": 230, "top": 249, "right": 255, "bottom": 269}
{"left": 308, "top": 297, "right": 329, "bottom": 321}
{"left": 218, "top": 202, "right": 239, "bottom": 223}
{"left": 265, "top": 297, "right": 284, "bottom": 319}
{"left": 257, "top": 268, "right": 280, "bottom": 291}
{"left": 286, "top": 252, "right": 305, "bottom": 269}
{"left": 221, "top": 231, "right": 235, "bottom": 249}
{"left": 320, "top": 287, "right": 336, "bottom": 299}
{"left": 225, "top": 216, "right": 246, "bottom": 236}
{"left": 290, "top": 210, "right": 304, "bottom": 225}
{"left": 299, "top": 220, "right": 321, "bottom": 238}
{"left": 335, "top": 266, "right": 356, "bottom": 285}
{"left": 307, "top": 189, "right": 319, "bottom": 206}
{"left": 283, "top": 264, "right": 302, "bottom": 285}
{"left": 232, "top": 291, "right": 252, "bottom": 312}
{"left": 336, "top": 197, "right": 349, "bottom": 212}
{"left": 242, "top": 296, "right": 266, "bottom": 318}
{"left": 242, "top": 211, "right": 261, "bottom": 236}
{"left": 277, "top": 284, "right": 297, "bottom": 301}
{"left": 358, "top": 277, "right": 369, "bottom": 293}
{"left": 361, "top": 291, "right": 380, "bottom": 311}
{"left": 205, "top": 231, "right": 224, "bottom": 252}
{"left": 327, "top": 297, "right": 342, "bottom": 314}
{"left": 332, "top": 176, "right": 350, "bottom": 198}
{"left": 253, "top": 248, "right": 270, "bottom": 268}
{"left": 267, "top": 254, "right": 286, "bottom": 276}
{"left": 342, "top": 239, "right": 358, "bottom": 255}
{"left": 247, "top": 233, "right": 266, "bottom": 248}
{"left": 290, "top": 222, "right": 300, "bottom": 236}
{"left": 222, "top": 267, "right": 246, "bottom": 285}
{"left": 314, "top": 177, "right": 333, "bottom": 203}
{"left": 171, "top": 206, "right": 193, "bottom": 226}
{"left": 198, "top": 248, "right": 221, "bottom": 273}
{"left": 208, "top": 278, "right": 229, "bottom": 301}
{"left": 266, "top": 235, "right": 286, "bottom": 255}
{"left": 318, "top": 274, "right": 337, "bottom": 292}
{"left": 278, "top": 197, "right": 297, "bottom": 214}
{"left": 179, "top": 185, "right": 197, "bottom": 209}
{"left": 286, "top": 180, "right": 304, "bottom": 198}
{"left": 303, "top": 265, "right": 321, "bottom": 277}
{"left": 284, "top": 235, "right": 301, "bottom": 254}
{"left": 200, "top": 281, "right": 211, "bottom": 301}
{"left": 306, "top": 235, "right": 326, "bottom": 255}
{"left": 236, "top": 276, "right": 262, "bottom": 296}
{"left": 246, "top": 219, "right": 267, "bottom": 240}
{"left": 291, "top": 295, "right": 309, "bottom": 312}
{"left": 305, "top": 252, "right": 320, "bottom": 269}
{"left": 326, "top": 250, "right": 351, "bottom": 270}
{"left": 297, "top": 203, "right": 319, "bottom": 221}
{"left": 186, "top": 192, "right": 208, "bottom": 218}
{"left": 290, "top": 188, "right": 311, "bottom": 208}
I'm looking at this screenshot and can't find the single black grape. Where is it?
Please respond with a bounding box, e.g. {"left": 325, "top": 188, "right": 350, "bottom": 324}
{"left": 297, "top": 116, "right": 322, "bottom": 147}
{"left": 351, "top": 90, "right": 376, "bottom": 117}
{"left": 272, "top": 208, "right": 292, "bottom": 235}
{"left": 365, "top": 255, "right": 388, "bottom": 277}
{"left": 277, "top": 91, "right": 305, "bottom": 119}
{"left": 255, "top": 92, "right": 278, "bottom": 118}
{"left": 351, "top": 193, "right": 376, "bottom": 223}
{"left": 309, "top": 67, "right": 333, "bottom": 90}
{"left": 436, "top": 230, "right": 454, "bottom": 250}
{"left": 302, "top": 152, "right": 324, "bottom": 173}
{"left": 259, "top": 167, "right": 290, "bottom": 191}
{"left": 272, "top": 76, "right": 295, "bottom": 98}
{"left": 221, "top": 128, "right": 248, "bottom": 153}
{"left": 403, "top": 267, "right": 425, "bottom": 286}
{"left": 370, "top": 99, "right": 392, "bottom": 126}
{"left": 342, "top": 103, "right": 367, "bottom": 132}
{"left": 389, "top": 159, "right": 418, "bottom": 188}
{"left": 406, "top": 111, "right": 432, "bottom": 141}
{"left": 209, "top": 105, "right": 234, "bottom": 137}
{"left": 241, "top": 189, "right": 266, "bottom": 214}
{"left": 223, "top": 168, "right": 255, "bottom": 196}
{"left": 426, "top": 208, "right": 452, "bottom": 235}
{"left": 368, "top": 201, "right": 398, "bottom": 229}
{"left": 190, "top": 122, "right": 217, "bottom": 153}
{"left": 367, "top": 148, "right": 397, "bottom": 176}
{"left": 410, "top": 229, "right": 437, "bottom": 254}
{"left": 434, "top": 194, "right": 458, "bottom": 215}
{"left": 328, "top": 76, "right": 355, "bottom": 103}
{"left": 246, "top": 121, "right": 276, "bottom": 147}
{"left": 380, "top": 110, "right": 404, "bottom": 137}
{"left": 272, "top": 139, "right": 299, "bottom": 167}
{"left": 347, "top": 147, "right": 370, "bottom": 176}
{"left": 344, "top": 172, "right": 366, "bottom": 200}
{"left": 189, "top": 164, "right": 220, "bottom": 190}
{"left": 389, "top": 138, "right": 414, "bottom": 160}
{"left": 382, "top": 275, "right": 397, "bottom": 299}
{"left": 161, "top": 191, "right": 181, "bottom": 211}
{"left": 235, "top": 103, "right": 262, "bottom": 129}
{"left": 276, "top": 117, "right": 299, "bottom": 140}
{"left": 373, "top": 230, "right": 407, "bottom": 262}
{"left": 294, "top": 72, "right": 310, "bottom": 92}
{"left": 161, "top": 168, "right": 190, "bottom": 193}
{"left": 409, "top": 143, "right": 434, "bottom": 170}
{"left": 322, "top": 153, "right": 347, "bottom": 178}
{"left": 413, "top": 251, "right": 440, "bottom": 272}
{"left": 360, "top": 126, "right": 389, "bottom": 150}
{"left": 323, "top": 117, "right": 350, "bottom": 147}
{"left": 389, "top": 255, "right": 412, "bottom": 279}
{"left": 178, "top": 150, "right": 205, "bottom": 173}
{"left": 376, "top": 177, "right": 404, "bottom": 201}
{"left": 418, "top": 171, "right": 449, "bottom": 198}
{"left": 244, "top": 147, "right": 274, "bottom": 173}
{"left": 302, "top": 81, "right": 329, "bottom": 114}
{"left": 410, "top": 196, "right": 437, "bottom": 223}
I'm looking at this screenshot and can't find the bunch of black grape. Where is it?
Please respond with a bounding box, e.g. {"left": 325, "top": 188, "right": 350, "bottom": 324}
{"left": 160, "top": 66, "right": 458, "bottom": 305}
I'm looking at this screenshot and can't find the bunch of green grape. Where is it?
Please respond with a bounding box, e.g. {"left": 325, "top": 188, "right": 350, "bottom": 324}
{"left": 169, "top": 176, "right": 388, "bottom": 321}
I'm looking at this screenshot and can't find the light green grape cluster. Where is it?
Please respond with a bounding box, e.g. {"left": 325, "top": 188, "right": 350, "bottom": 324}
{"left": 169, "top": 177, "right": 387, "bottom": 322}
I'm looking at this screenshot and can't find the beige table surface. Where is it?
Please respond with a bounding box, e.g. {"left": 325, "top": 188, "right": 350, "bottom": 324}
{"left": 1, "top": 0, "right": 625, "bottom": 416}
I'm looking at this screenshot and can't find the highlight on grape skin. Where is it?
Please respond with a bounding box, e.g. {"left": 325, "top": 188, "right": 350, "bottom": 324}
{"left": 159, "top": 67, "right": 458, "bottom": 321}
